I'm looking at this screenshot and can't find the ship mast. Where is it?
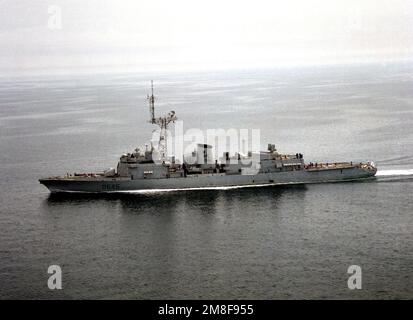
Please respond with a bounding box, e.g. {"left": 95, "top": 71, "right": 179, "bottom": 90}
{"left": 148, "top": 80, "right": 155, "bottom": 123}
{"left": 147, "top": 80, "right": 177, "bottom": 162}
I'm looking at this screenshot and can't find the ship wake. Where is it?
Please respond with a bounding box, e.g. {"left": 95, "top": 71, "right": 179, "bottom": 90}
{"left": 376, "top": 169, "right": 413, "bottom": 176}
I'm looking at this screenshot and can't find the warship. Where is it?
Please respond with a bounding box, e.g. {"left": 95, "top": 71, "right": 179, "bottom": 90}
{"left": 39, "top": 82, "right": 377, "bottom": 193}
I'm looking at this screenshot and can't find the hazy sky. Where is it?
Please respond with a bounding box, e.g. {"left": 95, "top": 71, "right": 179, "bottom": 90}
{"left": 1, "top": 0, "right": 412, "bottom": 74}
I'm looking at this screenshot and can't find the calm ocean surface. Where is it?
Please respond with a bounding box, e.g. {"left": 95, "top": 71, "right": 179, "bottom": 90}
{"left": 0, "top": 63, "right": 412, "bottom": 299}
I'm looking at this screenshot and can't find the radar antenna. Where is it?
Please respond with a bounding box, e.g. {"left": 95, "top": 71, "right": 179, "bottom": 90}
{"left": 146, "top": 80, "right": 177, "bottom": 162}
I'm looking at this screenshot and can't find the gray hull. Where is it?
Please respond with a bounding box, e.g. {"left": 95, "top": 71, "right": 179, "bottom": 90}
{"left": 40, "top": 166, "right": 376, "bottom": 193}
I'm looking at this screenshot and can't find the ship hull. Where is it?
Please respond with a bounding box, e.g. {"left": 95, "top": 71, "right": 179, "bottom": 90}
{"left": 40, "top": 166, "right": 376, "bottom": 193}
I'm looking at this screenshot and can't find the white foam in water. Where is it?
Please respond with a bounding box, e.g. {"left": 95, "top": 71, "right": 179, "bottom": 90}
{"left": 376, "top": 169, "right": 413, "bottom": 176}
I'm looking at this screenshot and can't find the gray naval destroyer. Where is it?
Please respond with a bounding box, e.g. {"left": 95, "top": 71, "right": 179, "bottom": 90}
{"left": 39, "top": 82, "right": 377, "bottom": 193}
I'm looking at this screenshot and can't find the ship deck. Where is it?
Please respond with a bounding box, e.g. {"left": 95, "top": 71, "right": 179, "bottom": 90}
{"left": 40, "top": 162, "right": 370, "bottom": 182}
{"left": 39, "top": 175, "right": 131, "bottom": 182}
{"left": 304, "top": 162, "right": 357, "bottom": 171}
